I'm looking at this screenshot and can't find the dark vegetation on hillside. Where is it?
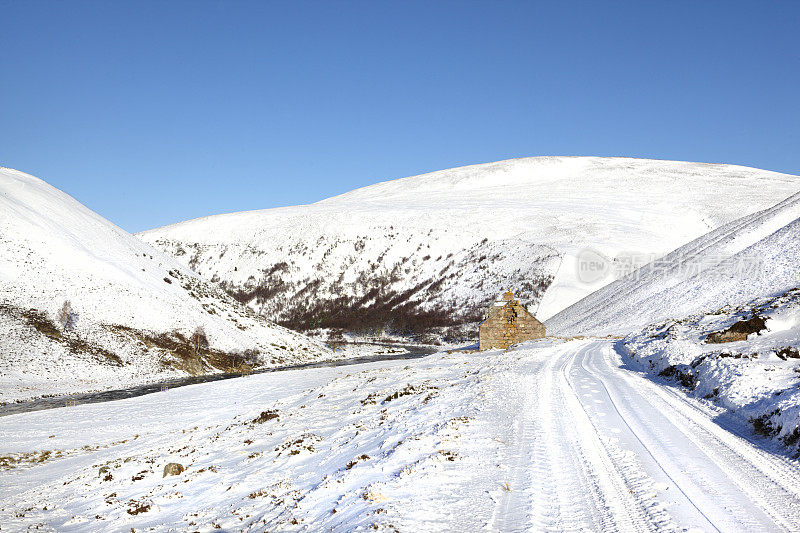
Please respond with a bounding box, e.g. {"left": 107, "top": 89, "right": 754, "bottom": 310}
{"left": 280, "top": 294, "right": 483, "bottom": 337}
{"left": 160, "top": 236, "right": 556, "bottom": 341}
{"left": 0, "top": 303, "right": 122, "bottom": 365}
{"left": 108, "top": 325, "right": 266, "bottom": 373}
{"left": 223, "top": 272, "right": 551, "bottom": 341}
{"left": 0, "top": 302, "right": 288, "bottom": 375}
{"left": 226, "top": 280, "right": 484, "bottom": 337}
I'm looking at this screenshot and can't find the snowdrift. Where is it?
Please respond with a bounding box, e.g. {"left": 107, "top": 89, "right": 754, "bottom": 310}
{"left": 139, "top": 157, "right": 800, "bottom": 338}
{"left": 0, "top": 167, "right": 329, "bottom": 402}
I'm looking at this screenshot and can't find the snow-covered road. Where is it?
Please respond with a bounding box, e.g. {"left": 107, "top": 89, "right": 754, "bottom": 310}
{"left": 490, "top": 340, "right": 800, "bottom": 532}
{"left": 2, "top": 339, "right": 799, "bottom": 532}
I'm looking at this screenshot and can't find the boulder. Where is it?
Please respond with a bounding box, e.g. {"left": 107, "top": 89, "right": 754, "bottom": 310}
{"left": 162, "top": 463, "right": 185, "bottom": 477}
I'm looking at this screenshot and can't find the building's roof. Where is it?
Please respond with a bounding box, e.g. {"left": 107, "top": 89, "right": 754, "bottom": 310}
{"left": 481, "top": 289, "right": 544, "bottom": 327}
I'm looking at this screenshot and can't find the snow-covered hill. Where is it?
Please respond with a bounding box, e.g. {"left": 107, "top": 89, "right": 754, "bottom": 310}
{"left": 547, "top": 188, "right": 800, "bottom": 336}
{"left": 140, "top": 157, "right": 800, "bottom": 339}
{"left": 0, "top": 167, "right": 330, "bottom": 403}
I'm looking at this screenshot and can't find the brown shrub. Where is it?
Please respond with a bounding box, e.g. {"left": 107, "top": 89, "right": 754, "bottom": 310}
{"left": 252, "top": 410, "right": 279, "bottom": 424}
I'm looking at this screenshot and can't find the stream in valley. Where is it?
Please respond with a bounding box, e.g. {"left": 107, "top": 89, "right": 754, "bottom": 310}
{"left": 0, "top": 343, "right": 442, "bottom": 417}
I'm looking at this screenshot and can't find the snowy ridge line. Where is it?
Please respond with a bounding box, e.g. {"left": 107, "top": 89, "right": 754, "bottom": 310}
{"left": 547, "top": 186, "right": 800, "bottom": 336}
{"left": 140, "top": 157, "right": 800, "bottom": 339}
{"left": 0, "top": 167, "right": 332, "bottom": 403}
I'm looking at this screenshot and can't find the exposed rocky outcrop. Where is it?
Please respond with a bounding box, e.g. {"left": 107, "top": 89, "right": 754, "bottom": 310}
{"left": 706, "top": 315, "right": 767, "bottom": 344}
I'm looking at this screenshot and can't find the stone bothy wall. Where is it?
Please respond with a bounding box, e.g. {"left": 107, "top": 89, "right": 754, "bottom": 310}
{"left": 479, "top": 290, "right": 545, "bottom": 350}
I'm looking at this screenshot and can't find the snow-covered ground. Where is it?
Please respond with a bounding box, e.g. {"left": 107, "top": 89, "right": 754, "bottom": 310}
{"left": 139, "top": 157, "right": 800, "bottom": 337}
{"left": 3, "top": 339, "right": 799, "bottom": 532}
{"left": 0, "top": 167, "right": 331, "bottom": 404}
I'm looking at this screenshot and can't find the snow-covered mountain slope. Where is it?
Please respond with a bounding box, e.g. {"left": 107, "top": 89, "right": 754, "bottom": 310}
{"left": 139, "top": 157, "right": 800, "bottom": 338}
{"left": 0, "top": 167, "right": 329, "bottom": 403}
{"left": 547, "top": 188, "right": 800, "bottom": 336}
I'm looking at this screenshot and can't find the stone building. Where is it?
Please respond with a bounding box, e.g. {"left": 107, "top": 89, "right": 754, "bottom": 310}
{"left": 479, "top": 290, "right": 545, "bottom": 350}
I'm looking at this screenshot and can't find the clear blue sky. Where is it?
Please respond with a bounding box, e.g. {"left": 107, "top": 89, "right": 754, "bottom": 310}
{"left": 1, "top": 1, "right": 798, "bottom": 232}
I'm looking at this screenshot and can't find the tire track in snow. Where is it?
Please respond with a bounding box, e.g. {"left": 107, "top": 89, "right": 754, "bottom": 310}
{"left": 635, "top": 360, "right": 800, "bottom": 499}
{"left": 492, "top": 342, "right": 664, "bottom": 532}
{"left": 597, "top": 345, "right": 800, "bottom": 530}
{"left": 572, "top": 345, "right": 723, "bottom": 532}
{"left": 579, "top": 340, "right": 800, "bottom": 532}
{"left": 554, "top": 345, "right": 663, "bottom": 533}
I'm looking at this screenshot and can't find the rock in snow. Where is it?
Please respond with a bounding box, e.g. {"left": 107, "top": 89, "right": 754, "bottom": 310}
{"left": 162, "top": 463, "right": 185, "bottom": 478}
